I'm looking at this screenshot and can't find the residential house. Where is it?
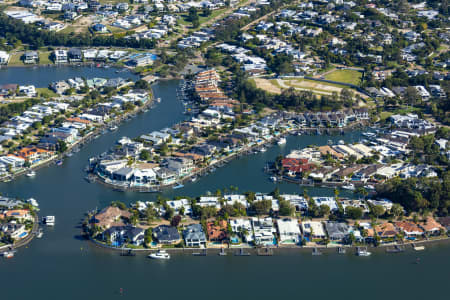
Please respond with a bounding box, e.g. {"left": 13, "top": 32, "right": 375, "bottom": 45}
{"left": 206, "top": 220, "right": 228, "bottom": 242}
{"left": 152, "top": 225, "right": 181, "bottom": 244}
{"left": 91, "top": 206, "right": 132, "bottom": 229}
{"left": 324, "top": 221, "right": 349, "bottom": 241}
{"left": 183, "top": 223, "right": 206, "bottom": 247}
{"left": 395, "top": 221, "right": 424, "bottom": 238}
{"left": 103, "top": 225, "right": 144, "bottom": 246}
{"left": 277, "top": 218, "right": 300, "bottom": 244}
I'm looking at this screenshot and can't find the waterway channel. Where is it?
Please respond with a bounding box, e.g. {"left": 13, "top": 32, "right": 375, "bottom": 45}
{"left": 0, "top": 68, "right": 449, "bottom": 300}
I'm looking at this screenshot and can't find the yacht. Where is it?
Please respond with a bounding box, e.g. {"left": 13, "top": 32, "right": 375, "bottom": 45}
{"left": 342, "top": 183, "right": 355, "bottom": 191}
{"left": 156, "top": 97, "right": 161, "bottom": 103}
{"left": 43, "top": 216, "right": 55, "bottom": 226}
{"left": 356, "top": 247, "right": 371, "bottom": 256}
{"left": 277, "top": 137, "right": 286, "bottom": 145}
{"left": 109, "top": 125, "right": 118, "bottom": 132}
{"left": 338, "top": 140, "right": 345, "bottom": 145}
{"left": 26, "top": 170, "right": 36, "bottom": 177}
{"left": 148, "top": 250, "right": 170, "bottom": 260}
{"left": 364, "top": 185, "right": 375, "bottom": 190}
{"left": 270, "top": 176, "right": 277, "bottom": 182}
{"left": 259, "top": 147, "right": 267, "bottom": 153}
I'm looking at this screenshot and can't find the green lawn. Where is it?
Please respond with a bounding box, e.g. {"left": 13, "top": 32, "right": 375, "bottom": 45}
{"left": 379, "top": 111, "right": 393, "bottom": 121}
{"left": 8, "top": 52, "right": 25, "bottom": 66}
{"left": 324, "top": 69, "right": 363, "bottom": 86}
{"left": 39, "top": 51, "right": 53, "bottom": 65}
{"left": 37, "top": 88, "right": 58, "bottom": 98}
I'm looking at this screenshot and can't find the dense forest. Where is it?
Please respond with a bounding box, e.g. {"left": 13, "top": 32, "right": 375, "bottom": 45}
{"left": 376, "top": 173, "right": 450, "bottom": 216}
{"left": 0, "top": 14, "right": 155, "bottom": 49}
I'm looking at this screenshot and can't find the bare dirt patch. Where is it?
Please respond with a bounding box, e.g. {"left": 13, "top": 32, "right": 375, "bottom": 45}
{"left": 253, "top": 78, "right": 282, "bottom": 94}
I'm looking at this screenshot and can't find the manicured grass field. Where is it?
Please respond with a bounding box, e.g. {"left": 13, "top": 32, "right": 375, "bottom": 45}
{"left": 37, "top": 88, "right": 58, "bottom": 98}
{"left": 324, "top": 69, "right": 363, "bottom": 86}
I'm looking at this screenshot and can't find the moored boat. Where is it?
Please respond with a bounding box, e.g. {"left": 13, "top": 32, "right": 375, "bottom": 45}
{"left": 148, "top": 250, "right": 170, "bottom": 260}
{"left": 356, "top": 247, "right": 371, "bottom": 256}
{"left": 26, "top": 171, "right": 36, "bottom": 177}
{"left": 277, "top": 137, "right": 286, "bottom": 145}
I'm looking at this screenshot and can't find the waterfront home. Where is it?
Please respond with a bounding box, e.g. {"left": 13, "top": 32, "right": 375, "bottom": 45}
{"left": 324, "top": 221, "right": 350, "bottom": 241}
{"left": 439, "top": 217, "right": 450, "bottom": 233}
{"left": 367, "top": 199, "right": 393, "bottom": 212}
{"left": 23, "top": 51, "right": 39, "bottom": 64}
{"left": 16, "top": 147, "right": 52, "bottom": 165}
{"left": 166, "top": 199, "right": 192, "bottom": 215}
{"left": 277, "top": 218, "right": 301, "bottom": 244}
{"left": 1, "top": 223, "right": 27, "bottom": 240}
{"left": 374, "top": 223, "right": 398, "bottom": 240}
{"left": 53, "top": 49, "right": 68, "bottom": 63}
{"left": 0, "top": 155, "right": 25, "bottom": 169}
{"left": 223, "top": 194, "right": 249, "bottom": 208}
{"left": 251, "top": 217, "right": 276, "bottom": 246}
{"left": 103, "top": 225, "right": 145, "bottom": 246}
{"left": 419, "top": 217, "right": 445, "bottom": 236}
{"left": 229, "top": 218, "right": 253, "bottom": 242}
{"left": 4, "top": 209, "right": 32, "bottom": 221}
{"left": 0, "top": 51, "right": 10, "bottom": 64}
{"left": 155, "top": 167, "right": 177, "bottom": 185}
{"left": 183, "top": 224, "right": 206, "bottom": 247}
{"left": 153, "top": 225, "right": 181, "bottom": 244}
{"left": 92, "top": 206, "right": 132, "bottom": 229}
{"left": 68, "top": 48, "right": 83, "bottom": 62}
{"left": 198, "top": 197, "right": 221, "bottom": 209}
{"left": 301, "top": 221, "right": 326, "bottom": 240}
{"left": 0, "top": 197, "right": 23, "bottom": 209}
{"left": 140, "top": 131, "right": 170, "bottom": 145}
{"left": 50, "top": 81, "right": 70, "bottom": 94}
{"left": 339, "top": 199, "right": 370, "bottom": 214}
{"left": 280, "top": 194, "right": 308, "bottom": 212}
{"left": 164, "top": 157, "right": 194, "bottom": 177}
{"left": 207, "top": 220, "right": 228, "bottom": 242}
{"left": 395, "top": 221, "right": 424, "bottom": 238}
{"left": 313, "top": 197, "right": 338, "bottom": 211}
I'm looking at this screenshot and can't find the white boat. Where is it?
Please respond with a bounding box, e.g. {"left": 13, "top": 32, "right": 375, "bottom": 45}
{"left": 277, "top": 137, "right": 286, "bottom": 145}
{"left": 109, "top": 125, "right": 118, "bottom": 132}
{"left": 260, "top": 147, "right": 267, "bottom": 153}
{"left": 2, "top": 251, "right": 15, "bottom": 259}
{"left": 156, "top": 97, "right": 161, "bottom": 103}
{"left": 26, "top": 171, "right": 36, "bottom": 177}
{"left": 338, "top": 140, "right": 345, "bottom": 145}
{"left": 26, "top": 198, "right": 39, "bottom": 208}
{"left": 191, "top": 177, "right": 197, "bottom": 182}
{"left": 342, "top": 183, "right": 355, "bottom": 191}
{"left": 148, "top": 250, "right": 170, "bottom": 260}
{"left": 270, "top": 176, "right": 277, "bottom": 182}
{"left": 364, "top": 185, "right": 375, "bottom": 190}
{"left": 413, "top": 244, "right": 425, "bottom": 251}
{"left": 36, "top": 228, "right": 43, "bottom": 239}
{"left": 43, "top": 216, "right": 55, "bottom": 226}
{"left": 356, "top": 247, "right": 371, "bottom": 256}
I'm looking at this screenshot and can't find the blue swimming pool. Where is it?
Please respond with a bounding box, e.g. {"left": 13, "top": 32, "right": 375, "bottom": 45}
{"left": 19, "top": 232, "right": 28, "bottom": 238}
{"left": 231, "top": 237, "right": 239, "bottom": 244}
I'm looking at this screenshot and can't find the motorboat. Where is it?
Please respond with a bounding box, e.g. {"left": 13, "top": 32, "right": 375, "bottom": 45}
{"left": 259, "top": 147, "right": 267, "bottom": 153}
{"left": 26, "top": 171, "right": 36, "bottom": 177}
{"left": 270, "top": 176, "right": 277, "bottom": 182}
{"left": 364, "top": 185, "right": 375, "bottom": 190}
{"left": 36, "top": 228, "right": 44, "bottom": 239}
{"left": 342, "top": 183, "right": 355, "bottom": 191}
{"left": 156, "top": 97, "right": 161, "bottom": 103}
{"left": 2, "top": 251, "right": 15, "bottom": 259}
{"left": 356, "top": 247, "right": 371, "bottom": 256}
{"left": 109, "top": 125, "right": 118, "bottom": 132}
{"left": 148, "top": 250, "right": 170, "bottom": 260}
{"left": 172, "top": 183, "right": 184, "bottom": 190}
{"left": 43, "top": 216, "right": 55, "bottom": 226}
{"left": 277, "top": 137, "right": 286, "bottom": 145}
{"left": 26, "top": 198, "right": 39, "bottom": 208}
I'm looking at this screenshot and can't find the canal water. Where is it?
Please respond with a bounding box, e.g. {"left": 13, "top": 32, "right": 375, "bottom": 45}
{"left": 0, "top": 69, "right": 449, "bottom": 300}
{"left": 0, "top": 66, "right": 139, "bottom": 87}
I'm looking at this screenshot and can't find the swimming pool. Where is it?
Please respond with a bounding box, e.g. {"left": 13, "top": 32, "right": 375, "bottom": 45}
{"left": 19, "top": 232, "right": 28, "bottom": 238}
